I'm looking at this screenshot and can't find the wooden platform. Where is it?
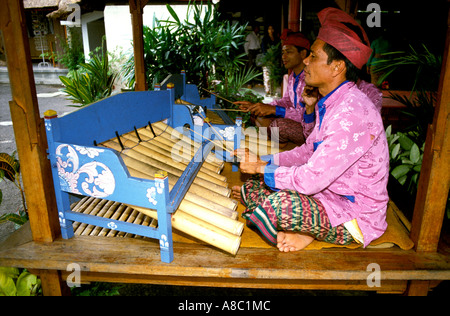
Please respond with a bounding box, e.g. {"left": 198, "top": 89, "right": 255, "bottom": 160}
{"left": 0, "top": 162, "right": 449, "bottom": 295}
{"left": 0, "top": 222, "right": 449, "bottom": 294}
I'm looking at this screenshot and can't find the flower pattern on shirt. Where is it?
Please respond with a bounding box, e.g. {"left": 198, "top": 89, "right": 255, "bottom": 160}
{"left": 271, "top": 82, "right": 389, "bottom": 247}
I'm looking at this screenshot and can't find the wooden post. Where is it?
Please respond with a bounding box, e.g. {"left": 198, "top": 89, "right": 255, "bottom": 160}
{"left": 129, "top": 0, "right": 149, "bottom": 92}
{"left": 410, "top": 6, "right": 450, "bottom": 253}
{"left": 39, "top": 270, "right": 71, "bottom": 296}
{"left": 0, "top": 0, "right": 60, "bottom": 243}
{"left": 288, "top": 0, "right": 300, "bottom": 32}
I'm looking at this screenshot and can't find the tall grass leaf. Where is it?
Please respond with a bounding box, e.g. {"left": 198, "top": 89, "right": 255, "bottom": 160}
{"left": 166, "top": 4, "right": 180, "bottom": 24}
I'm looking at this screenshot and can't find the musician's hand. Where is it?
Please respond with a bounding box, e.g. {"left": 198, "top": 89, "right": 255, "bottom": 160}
{"left": 302, "top": 86, "right": 319, "bottom": 115}
{"left": 234, "top": 101, "right": 253, "bottom": 112}
{"left": 233, "top": 148, "right": 268, "bottom": 174}
{"left": 234, "top": 102, "right": 276, "bottom": 117}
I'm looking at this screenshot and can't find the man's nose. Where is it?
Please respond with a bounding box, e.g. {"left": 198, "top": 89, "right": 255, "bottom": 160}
{"left": 303, "top": 55, "right": 310, "bottom": 66}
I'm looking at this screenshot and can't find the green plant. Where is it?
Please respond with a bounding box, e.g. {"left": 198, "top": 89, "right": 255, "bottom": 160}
{"left": 0, "top": 267, "right": 41, "bottom": 296}
{"left": 377, "top": 44, "right": 444, "bottom": 207}
{"left": 0, "top": 152, "right": 28, "bottom": 227}
{"left": 214, "top": 66, "right": 262, "bottom": 96}
{"left": 71, "top": 282, "right": 122, "bottom": 296}
{"left": 212, "top": 68, "right": 264, "bottom": 127}
{"left": 372, "top": 44, "right": 442, "bottom": 92}
{"left": 60, "top": 40, "right": 118, "bottom": 106}
{"left": 387, "top": 91, "right": 436, "bottom": 144}
{"left": 47, "top": 27, "right": 85, "bottom": 72}
{"left": 261, "top": 42, "right": 285, "bottom": 94}
{"left": 386, "top": 125, "right": 424, "bottom": 196}
{"left": 121, "top": 1, "right": 248, "bottom": 91}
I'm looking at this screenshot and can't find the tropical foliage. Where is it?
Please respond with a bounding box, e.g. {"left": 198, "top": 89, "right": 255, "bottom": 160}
{"left": 261, "top": 42, "right": 285, "bottom": 95}
{"left": 0, "top": 152, "right": 27, "bottom": 226}
{"left": 372, "top": 44, "right": 442, "bottom": 92}
{"left": 386, "top": 126, "right": 424, "bottom": 195}
{"left": 377, "top": 45, "right": 449, "bottom": 219}
{"left": 60, "top": 41, "right": 118, "bottom": 106}
{"left": 121, "top": 1, "right": 249, "bottom": 91}
{"left": 0, "top": 267, "right": 41, "bottom": 296}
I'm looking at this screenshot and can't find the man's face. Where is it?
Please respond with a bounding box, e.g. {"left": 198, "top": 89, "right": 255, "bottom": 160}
{"left": 303, "top": 39, "right": 335, "bottom": 88}
{"left": 282, "top": 45, "right": 305, "bottom": 70}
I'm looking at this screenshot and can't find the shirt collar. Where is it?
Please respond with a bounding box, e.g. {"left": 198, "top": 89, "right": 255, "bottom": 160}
{"left": 294, "top": 70, "right": 303, "bottom": 79}
{"left": 317, "top": 80, "right": 349, "bottom": 130}
{"left": 293, "top": 70, "right": 304, "bottom": 108}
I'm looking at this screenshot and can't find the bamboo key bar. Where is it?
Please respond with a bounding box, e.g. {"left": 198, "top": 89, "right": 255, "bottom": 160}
{"left": 93, "top": 122, "right": 244, "bottom": 255}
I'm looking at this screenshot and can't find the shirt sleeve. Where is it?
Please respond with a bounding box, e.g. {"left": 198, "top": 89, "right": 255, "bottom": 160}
{"left": 356, "top": 80, "right": 383, "bottom": 113}
{"left": 272, "top": 128, "right": 316, "bottom": 167}
{"left": 275, "top": 106, "right": 286, "bottom": 118}
{"left": 271, "top": 95, "right": 293, "bottom": 109}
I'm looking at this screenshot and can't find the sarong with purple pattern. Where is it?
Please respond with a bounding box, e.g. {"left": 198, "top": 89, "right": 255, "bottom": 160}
{"left": 269, "top": 118, "right": 306, "bottom": 146}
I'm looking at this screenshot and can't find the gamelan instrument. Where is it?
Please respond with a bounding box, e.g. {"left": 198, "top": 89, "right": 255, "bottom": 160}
{"left": 45, "top": 72, "right": 280, "bottom": 263}
{"left": 45, "top": 73, "right": 244, "bottom": 263}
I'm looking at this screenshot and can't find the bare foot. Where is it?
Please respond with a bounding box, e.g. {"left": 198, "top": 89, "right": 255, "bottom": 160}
{"left": 231, "top": 185, "right": 242, "bottom": 200}
{"left": 277, "top": 231, "right": 314, "bottom": 252}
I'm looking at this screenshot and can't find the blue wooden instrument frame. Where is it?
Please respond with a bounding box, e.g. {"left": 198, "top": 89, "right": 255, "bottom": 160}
{"left": 45, "top": 79, "right": 241, "bottom": 263}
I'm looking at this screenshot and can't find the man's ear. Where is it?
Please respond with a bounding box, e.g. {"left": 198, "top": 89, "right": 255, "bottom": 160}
{"left": 331, "top": 60, "right": 346, "bottom": 78}
{"left": 300, "top": 49, "right": 309, "bottom": 59}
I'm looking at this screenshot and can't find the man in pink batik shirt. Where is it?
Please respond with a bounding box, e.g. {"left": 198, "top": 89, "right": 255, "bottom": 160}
{"left": 235, "top": 8, "right": 389, "bottom": 252}
{"left": 236, "top": 30, "right": 314, "bottom": 146}
{"left": 235, "top": 29, "right": 383, "bottom": 149}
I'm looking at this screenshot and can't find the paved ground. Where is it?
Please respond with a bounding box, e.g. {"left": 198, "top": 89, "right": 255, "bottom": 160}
{"left": 0, "top": 82, "right": 76, "bottom": 243}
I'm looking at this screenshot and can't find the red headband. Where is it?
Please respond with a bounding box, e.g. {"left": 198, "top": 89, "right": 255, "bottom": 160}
{"left": 317, "top": 8, "right": 372, "bottom": 69}
{"left": 281, "top": 29, "right": 311, "bottom": 51}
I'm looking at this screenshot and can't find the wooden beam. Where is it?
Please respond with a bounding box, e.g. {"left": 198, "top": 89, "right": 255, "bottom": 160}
{"left": 1, "top": 235, "right": 450, "bottom": 284}
{"left": 410, "top": 6, "right": 450, "bottom": 252}
{"left": 0, "top": 0, "right": 60, "bottom": 242}
{"left": 129, "top": 0, "right": 149, "bottom": 91}
{"left": 288, "top": 0, "right": 300, "bottom": 32}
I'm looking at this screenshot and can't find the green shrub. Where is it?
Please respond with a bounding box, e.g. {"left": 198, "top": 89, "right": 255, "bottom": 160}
{"left": 60, "top": 42, "right": 118, "bottom": 106}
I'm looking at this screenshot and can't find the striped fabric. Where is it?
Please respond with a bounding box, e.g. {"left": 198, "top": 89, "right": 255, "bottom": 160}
{"left": 241, "top": 176, "right": 354, "bottom": 246}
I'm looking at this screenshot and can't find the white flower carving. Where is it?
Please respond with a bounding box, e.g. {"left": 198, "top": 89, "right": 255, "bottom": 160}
{"left": 219, "top": 126, "right": 236, "bottom": 141}
{"left": 107, "top": 222, "right": 118, "bottom": 230}
{"left": 147, "top": 187, "right": 157, "bottom": 205}
{"left": 74, "top": 145, "right": 104, "bottom": 158}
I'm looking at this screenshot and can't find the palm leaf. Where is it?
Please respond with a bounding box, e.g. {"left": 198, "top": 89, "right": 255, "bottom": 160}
{"left": 0, "top": 153, "right": 19, "bottom": 182}
{"left": 0, "top": 213, "right": 28, "bottom": 226}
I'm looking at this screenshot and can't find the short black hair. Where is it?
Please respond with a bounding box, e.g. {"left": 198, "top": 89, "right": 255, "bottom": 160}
{"left": 322, "top": 43, "right": 361, "bottom": 83}
{"left": 294, "top": 46, "right": 310, "bottom": 55}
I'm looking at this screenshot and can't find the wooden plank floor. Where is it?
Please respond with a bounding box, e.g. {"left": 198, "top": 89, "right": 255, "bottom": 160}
{"left": 0, "top": 224, "right": 449, "bottom": 292}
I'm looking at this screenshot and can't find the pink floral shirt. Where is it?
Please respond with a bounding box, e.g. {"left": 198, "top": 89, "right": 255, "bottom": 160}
{"left": 265, "top": 81, "right": 389, "bottom": 247}
{"left": 270, "top": 71, "right": 383, "bottom": 141}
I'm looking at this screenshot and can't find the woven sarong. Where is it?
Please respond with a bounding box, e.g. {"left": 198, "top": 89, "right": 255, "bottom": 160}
{"left": 269, "top": 118, "right": 305, "bottom": 146}
{"left": 241, "top": 175, "right": 354, "bottom": 246}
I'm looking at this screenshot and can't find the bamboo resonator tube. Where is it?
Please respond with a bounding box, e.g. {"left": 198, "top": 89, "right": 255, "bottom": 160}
{"left": 91, "top": 121, "right": 244, "bottom": 255}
